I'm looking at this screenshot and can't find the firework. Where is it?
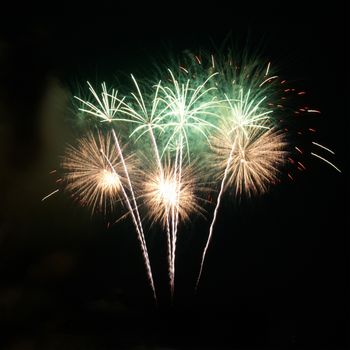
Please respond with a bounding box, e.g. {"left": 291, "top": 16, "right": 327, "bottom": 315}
{"left": 157, "top": 69, "right": 219, "bottom": 159}
{"left": 75, "top": 82, "right": 126, "bottom": 123}
{"left": 73, "top": 83, "right": 157, "bottom": 303}
{"left": 116, "top": 76, "right": 173, "bottom": 297}
{"left": 118, "top": 75, "right": 165, "bottom": 178}
{"left": 143, "top": 163, "right": 202, "bottom": 227}
{"left": 222, "top": 89, "right": 272, "bottom": 135}
{"left": 54, "top": 49, "right": 341, "bottom": 303}
{"left": 158, "top": 69, "right": 218, "bottom": 297}
{"left": 62, "top": 132, "right": 124, "bottom": 214}
{"left": 120, "top": 76, "right": 165, "bottom": 141}
{"left": 195, "top": 126, "right": 287, "bottom": 288}
{"left": 213, "top": 126, "right": 287, "bottom": 196}
{"left": 120, "top": 71, "right": 218, "bottom": 298}
{"left": 194, "top": 55, "right": 289, "bottom": 289}
{"left": 142, "top": 161, "right": 203, "bottom": 296}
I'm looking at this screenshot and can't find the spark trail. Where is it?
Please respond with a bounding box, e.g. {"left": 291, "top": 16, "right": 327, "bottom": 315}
{"left": 75, "top": 83, "right": 157, "bottom": 303}
{"left": 195, "top": 140, "right": 236, "bottom": 290}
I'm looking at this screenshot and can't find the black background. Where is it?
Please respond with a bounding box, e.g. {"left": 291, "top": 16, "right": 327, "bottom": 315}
{"left": 0, "top": 2, "right": 347, "bottom": 349}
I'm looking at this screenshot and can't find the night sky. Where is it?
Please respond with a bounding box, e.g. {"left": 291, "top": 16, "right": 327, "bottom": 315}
{"left": 0, "top": 2, "right": 347, "bottom": 349}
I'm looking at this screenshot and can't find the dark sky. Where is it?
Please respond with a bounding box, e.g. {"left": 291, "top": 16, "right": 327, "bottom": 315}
{"left": 0, "top": 2, "right": 347, "bottom": 349}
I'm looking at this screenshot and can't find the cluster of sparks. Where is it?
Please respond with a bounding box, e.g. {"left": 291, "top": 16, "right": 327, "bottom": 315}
{"left": 44, "top": 51, "right": 341, "bottom": 303}
{"left": 61, "top": 132, "right": 123, "bottom": 213}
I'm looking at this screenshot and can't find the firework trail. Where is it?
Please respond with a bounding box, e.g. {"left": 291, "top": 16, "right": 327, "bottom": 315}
{"left": 75, "top": 83, "right": 157, "bottom": 302}
{"left": 42, "top": 189, "right": 60, "bottom": 202}
{"left": 121, "top": 70, "right": 218, "bottom": 298}
{"left": 196, "top": 146, "right": 234, "bottom": 291}
{"left": 193, "top": 52, "right": 341, "bottom": 289}
{"left": 142, "top": 161, "right": 203, "bottom": 297}
{"left": 111, "top": 129, "right": 157, "bottom": 301}
{"left": 194, "top": 57, "right": 288, "bottom": 290}
{"left": 157, "top": 69, "right": 218, "bottom": 298}
{"left": 196, "top": 127, "right": 287, "bottom": 289}
{"left": 117, "top": 76, "right": 175, "bottom": 296}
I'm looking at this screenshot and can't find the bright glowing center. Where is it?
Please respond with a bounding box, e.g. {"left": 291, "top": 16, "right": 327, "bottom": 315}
{"left": 99, "top": 169, "right": 120, "bottom": 190}
{"left": 159, "top": 179, "right": 177, "bottom": 206}
{"left": 232, "top": 110, "right": 244, "bottom": 125}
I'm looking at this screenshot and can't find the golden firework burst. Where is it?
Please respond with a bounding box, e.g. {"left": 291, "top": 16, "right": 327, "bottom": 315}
{"left": 212, "top": 126, "right": 288, "bottom": 196}
{"left": 62, "top": 132, "right": 130, "bottom": 214}
{"left": 143, "top": 163, "right": 203, "bottom": 227}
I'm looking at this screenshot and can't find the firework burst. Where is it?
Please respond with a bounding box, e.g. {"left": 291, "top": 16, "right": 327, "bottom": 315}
{"left": 143, "top": 163, "right": 202, "bottom": 226}
{"left": 212, "top": 126, "right": 288, "bottom": 196}
{"left": 119, "top": 76, "right": 165, "bottom": 141}
{"left": 157, "top": 69, "right": 219, "bottom": 158}
{"left": 62, "top": 131, "right": 125, "bottom": 214}
{"left": 74, "top": 82, "right": 126, "bottom": 123}
{"left": 222, "top": 89, "right": 272, "bottom": 135}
